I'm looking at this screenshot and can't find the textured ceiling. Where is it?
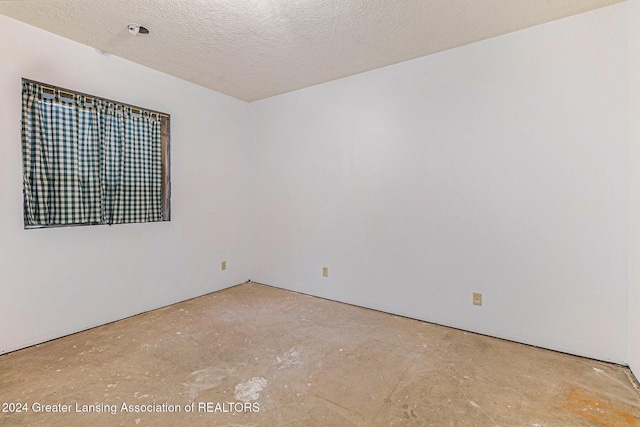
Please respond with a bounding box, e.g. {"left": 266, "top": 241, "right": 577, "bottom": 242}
{"left": 0, "top": 0, "right": 624, "bottom": 102}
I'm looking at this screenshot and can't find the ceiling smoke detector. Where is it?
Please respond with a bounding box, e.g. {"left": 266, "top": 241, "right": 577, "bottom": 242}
{"left": 127, "top": 24, "right": 149, "bottom": 35}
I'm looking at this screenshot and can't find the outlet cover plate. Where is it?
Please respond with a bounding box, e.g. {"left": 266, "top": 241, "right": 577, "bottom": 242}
{"left": 473, "top": 292, "right": 482, "bottom": 306}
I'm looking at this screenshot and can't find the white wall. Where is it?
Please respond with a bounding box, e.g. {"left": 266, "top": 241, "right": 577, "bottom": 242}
{"left": 1, "top": 4, "right": 634, "bottom": 366}
{"left": 0, "top": 15, "right": 250, "bottom": 354}
{"left": 628, "top": 0, "right": 640, "bottom": 378}
{"left": 249, "top": 4, "right": 629, "bottom": 363}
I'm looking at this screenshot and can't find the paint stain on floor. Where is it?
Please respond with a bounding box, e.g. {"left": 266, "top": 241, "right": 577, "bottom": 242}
{"left": 563, "top": 387, "right": 640, "bottom": 426}
{"left": 234, "top": 377, "right": 268, "bottom": 402}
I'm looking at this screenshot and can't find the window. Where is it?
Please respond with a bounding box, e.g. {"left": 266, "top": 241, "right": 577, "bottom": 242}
{"left": 21, "top": 79, "right": 170, "bottom": 228}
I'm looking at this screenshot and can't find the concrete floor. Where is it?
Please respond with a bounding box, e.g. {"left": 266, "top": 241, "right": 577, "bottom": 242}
{"left": 1, "top": 282, "right": 639, "bottom": 427}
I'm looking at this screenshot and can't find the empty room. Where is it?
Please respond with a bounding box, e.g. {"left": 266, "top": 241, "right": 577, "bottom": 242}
{"left": 1, "top": 0, "right": 640, "bottom": 425}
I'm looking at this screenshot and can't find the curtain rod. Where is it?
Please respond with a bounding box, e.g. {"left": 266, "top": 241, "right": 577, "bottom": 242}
{"left": 23, "top": 78, "right": 170, "bottom": 118}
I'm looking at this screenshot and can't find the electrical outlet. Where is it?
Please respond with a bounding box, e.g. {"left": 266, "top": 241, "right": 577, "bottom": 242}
{"left": 473, "top": 292, "right": 482, "bottom": 306}
{"left": 221, "top": 261, "right": 227, "bottom": 271}
{"left": 322, "top": 266, "right": 328, "bottom": 277}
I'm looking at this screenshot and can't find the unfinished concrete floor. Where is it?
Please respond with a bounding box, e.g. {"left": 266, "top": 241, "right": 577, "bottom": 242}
{"left": 0, "top": 282, "right": 639, "bottom": 426}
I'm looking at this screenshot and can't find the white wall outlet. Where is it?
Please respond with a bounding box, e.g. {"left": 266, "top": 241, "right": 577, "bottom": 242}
{"left": 473, "top": 292, "right": 482, "bottom": 306}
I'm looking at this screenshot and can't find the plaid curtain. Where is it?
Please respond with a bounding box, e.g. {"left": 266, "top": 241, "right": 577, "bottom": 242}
{"left": 22, "top": 81, "right": 164, "bottom": 226}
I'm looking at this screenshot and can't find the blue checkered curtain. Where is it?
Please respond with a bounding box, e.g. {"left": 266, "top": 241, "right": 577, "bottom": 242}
{"left": 22, "top": 81, "right": 164, "bottom": 227}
